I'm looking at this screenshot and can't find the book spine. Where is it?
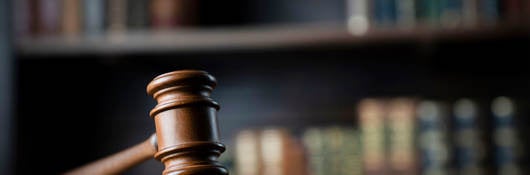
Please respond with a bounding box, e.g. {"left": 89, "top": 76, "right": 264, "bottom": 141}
{"left": 325, "top": 127, "right": 345, "bottom": 175}
{"left": 440, "top": 0, "right": 463, "bottom": 28}
{"left": 453, "top": 99, "right": 483, "bottom": 175}
{"left": 491, "top": 97, "right": 521, "bottom": 175}
{"left": 417, "top": 101, "right": 451, "bottom": 175}
{"left": 127, "top": 0, "right": 150, "bottom": 30}
{"left": 419, "top": 0, "right": 441, "bottom": 27}
{"left": 395, "top": 0, "right": 416, "bottom": 29}
{"left": 462, "top": 0, "right": 479, "bottom": 27}
{"left": 342, "top": 128, "right": 362, "bottom": 175}
{"left": 480, "top": 0, "right": 499, "bottom": 25}
{"left": 151, "top": 0, "right": 177, "bottom": 29}
{"left": 83, "top": 0, "right": 105, "bottom": 36}
{"left": 358, "top": 98, "right": 387, "bottom": 175}
{"left": 302, "top": 128, "right": 326, "bottom": 175}
{"left": 235, "top": 130, "right": 261, "bottom": 175}
{"left": 502, "top": 0, "right": 522, "bottom": 23}
{"left": 13, "top": 0, "right": 32, "bottom": 37}
{"left": 38, "top": 0, "right": 60, "bottom": 35}
{"left": 387, "top": 98, "right": 417, "bottom": 175}
{"left": 108, "top": 0, "right": 127, "bottom": 33}
{"left": 373, "top": 0, "right": 397, "bottom": 27}
{"left": 261, "top": 128, "right": 302, "bottom": 175}
{"left": 346, "top": 0, "right": 370, "bottom": 35}
{"left": 61, "top": 0, "right": 81, "bottom": 36}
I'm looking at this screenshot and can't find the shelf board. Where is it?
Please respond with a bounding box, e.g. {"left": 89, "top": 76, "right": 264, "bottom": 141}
{"left": 16, "top": 23, "right": 529, "bottom": 56}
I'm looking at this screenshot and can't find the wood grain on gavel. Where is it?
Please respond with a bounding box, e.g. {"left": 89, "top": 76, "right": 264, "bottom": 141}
{"left": 65, "top": 70, "right": 228, "bottom": 175}
{"left": 147, "top": 70, "right": 228, "bottom": 175}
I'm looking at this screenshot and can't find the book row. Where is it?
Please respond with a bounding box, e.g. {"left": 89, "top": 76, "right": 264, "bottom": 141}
{"left": 346, "top": 0, "right": 530, "bottom": 34}
{"left": 13, "top": 0, "right": 195, "bottom": 37}
{"left": 13, "top": 0, "right": 530, "bottom": 38}
{"left": 224, "top": 96, "right": 528, "bottom": 175}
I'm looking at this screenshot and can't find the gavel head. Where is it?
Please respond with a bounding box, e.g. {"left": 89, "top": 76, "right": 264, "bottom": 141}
{"left": 147, "top": 70, "right": 228, "bottom": 175}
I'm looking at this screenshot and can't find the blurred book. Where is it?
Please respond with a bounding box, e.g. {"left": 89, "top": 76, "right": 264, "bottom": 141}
{"left": 453, "top": 99, "right": 484, "bottom": 175}
{"left": 479, "top": 0, "right": 500, "bottom": 25}
{"left": 502, "top": 0, "right": 523, "bottom": 23}
{"left": 418, "top": 0, "right": 441, "bottom": 27}
{"left": 303, "top": 127, "right": 362, "bottom": 175}
{"left": 417, "top": 101, "right": 451, "bottom": 175}
{"left": 235, "top": 128, "right": 304, "bottom": 175}
{"left": 373, "top": 0, "right": 397, "bottom": 28}
{"left": 302, "top": 128, "right": 326, "bottom": 175}
{"left": 83, "top": 0, "right": 105, "bottom": 36}
{"left": 61, "top": 0, "right": 81, "bottom": 36}
{"left": 151, "top": 0, "right": 177, "bottom": 29}
{"left": 37, "top": 0, "right": 60, "bottom": 35}
{"left": 440, "top": 0, "right": 463, "bottom": 28}
{"left": 127, "top": 0, "right": 150, "bottom": 30}
{"left": 386, "top": 98, "right": 417, "bottom": 175}
{"left": 346, "top": 0, "right": 371, "bottom": 35}
{"left": 396, "top": 0, "right": 416, "bottom": 29}
{"left": 107, "top": 0, "right": 127, "bottom": 33}
{"left": 491, "top": 97, "right": 521, "bottom": 175}
{"left": 260, "top": 128, "right": 305, "bottom": 175}
{"left": 151, "top": 0, "right": 195, "bottom": 29}
{"left": 358, "top": 98, "right": 387, "bottom": 175}
{"left": 462, "top": 0, "right": 480, "bottom": 27}
{"left": 235, "top": 130, "right": 261, "bottom": 175}
{"left": 13, "top": 0, "right": 32, "bottom": 37}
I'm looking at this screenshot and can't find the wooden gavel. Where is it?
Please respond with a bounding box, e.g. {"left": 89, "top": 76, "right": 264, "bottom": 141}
{"left": 65, "top": 70, "right": 229, "bottom": 175}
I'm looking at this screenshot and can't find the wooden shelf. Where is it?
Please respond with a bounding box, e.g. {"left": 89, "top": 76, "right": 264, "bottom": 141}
{"left": 16, "top": 23, "right": 529, "bottom": 56}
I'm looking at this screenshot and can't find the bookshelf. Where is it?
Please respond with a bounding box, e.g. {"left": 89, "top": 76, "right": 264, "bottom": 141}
{"left": 16, "top": 23, "right": 529, "bottom": 56}
{"left": 11, "top": 0, "right": 530, "bottom": 175}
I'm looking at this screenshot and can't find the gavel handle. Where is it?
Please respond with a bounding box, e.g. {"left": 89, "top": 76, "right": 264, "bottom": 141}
{"left": 64, "top": 134, "right": 157, "bottom": 175}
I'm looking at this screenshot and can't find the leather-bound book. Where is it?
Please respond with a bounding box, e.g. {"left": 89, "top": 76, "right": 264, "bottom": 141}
{"left": 84, "top": 0, "right": 105, "bottom": 36}
{"left": 37, "top": 0, "right": 60, "bottom": 35}
{"left": 108, "top": 0, "right": 127, "bottom": 33}
{"left": 61, "top": 0, "right": 81, "bottom": 36}
{"left": 151, "top": 0, "right": 195, "bottom": 29}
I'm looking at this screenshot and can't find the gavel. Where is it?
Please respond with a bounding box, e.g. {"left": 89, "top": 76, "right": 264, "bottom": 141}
{"left": 65, "top": 70, "right": 229, "bottom": 175}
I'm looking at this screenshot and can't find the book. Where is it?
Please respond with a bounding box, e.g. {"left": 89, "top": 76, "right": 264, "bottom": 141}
{"left": 303, "top": 127, "right": 362, "bottom": 175}
{"left": 342, "top": 128, "right": 363, "bottom": 175}
{"left": 462, "top": 0, "right": 480, "bottom": 27}
{"left": 235, "top": 129, "right": 261, "bottom": 175}
{"left": 395, "top": 0, "right": 416, "bottom": 29}
{"left": 479, "top": 0, "right": 499, "bottom": 25}
{"left": 302, "top": 128, "right": 326, "bottom": 175}
{"left": 83, "top": 0, "right": 105, "bottom": 36}
{"left": 127, "top": 0, "right": 150, "bottom": 30}
{"left": 502, "top": 0, "right": 522, "bottom": 23}
{"left": 61, "top": 0, "right": 81, "bottom": 36}
{"left": 37, "top": 0, "right": 60, "bottom": 35}
{"left": 453, "top": 99, "right": 483, "bottom": 175}
{"left": 386, "top": 98, "right": 417, "bottom": 175}
{"left": 13, "top": 0, "right": 32, "bottom": 37}
{"left": 373, "top": 0, "right": 397, "bottom": 28}
{"left": 440, "top": 0, "right": 463, "bottom": 28}
{"left": 358, "top": 98, "right": 387, "bottom": 175}
{"left": 107, "top": 0, "right": 127, "bottom": 33}
{"left": 151, "top": 0, "right": 177, "bottom": 30}
{"left": 260, "top": 128, "right": 304, "bottom": 175}
{"left": 418, "top": 0, "right": 441, "bottom": 27}
{"left": 491, "top": 97, "right": 521, "bottom": 175}
{"left": 346, "top": 0, "right": 370, "bottom": 35}
{"left": 417, "top": 101, "right": 451, "bottom": 175}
